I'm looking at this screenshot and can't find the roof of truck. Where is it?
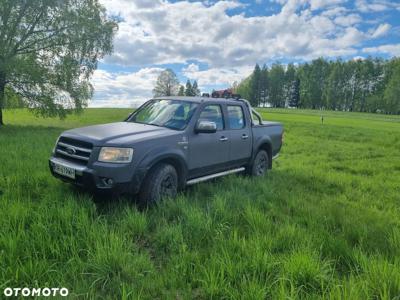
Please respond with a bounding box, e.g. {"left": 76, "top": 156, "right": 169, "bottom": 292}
{"left": 152, "top": 96, "right": 244, "bottom": 104}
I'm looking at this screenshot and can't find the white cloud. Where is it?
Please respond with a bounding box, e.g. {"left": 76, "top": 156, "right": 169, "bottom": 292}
{"left": 363, "top": 44, "right": 400, "bottom": 57}
{"left": 355, "top": 0, "right": 400, "bottom": 12}
{"left": 309, "top": 0, "right": 346, "bottom": 11}
{"left": 90, "top": 68, "right": 163, "bottom": 107}
{"left": 334, "top": 13, "right": 362, "bottom": 27}
{"left": 182, "top": 64, "right": 253, "bottom": 88}
{"left": 98, "top": 0, "right": 385, "bottom": 68}
{"left": 370, "top": 23, "right": 391, "bottom": 38}
{"left": 88, "top": 0, "right": 399, "bottom": 107}
{"left": 90, "top": 64, "right": 254, "bottom": 107}
{"left": 352, "top": 55, "right": 366, "bottom": 60}
{"left": 321, "top": 6, "right": 348, "bottom": 17}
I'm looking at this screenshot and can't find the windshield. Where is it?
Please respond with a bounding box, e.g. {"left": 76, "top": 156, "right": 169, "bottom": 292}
{"left": 128, "top": 99, "right": 198, "bottom": 130}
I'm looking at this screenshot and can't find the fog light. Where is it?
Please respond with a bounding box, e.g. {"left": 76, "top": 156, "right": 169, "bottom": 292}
{"left": 101, "top": 177, "right": 114, "bottom": 187}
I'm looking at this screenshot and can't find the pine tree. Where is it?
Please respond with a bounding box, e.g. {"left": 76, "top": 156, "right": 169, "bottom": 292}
{"left": 192, "top": 81, "right": 201, "bottom": 96}
{"left": 178, "top": 85, "right": 185, "bottom": 96}
{"left": 250, "top": 64, "right": 262, "bottom": 106}
{"left": 185, "top": 80, "right": 193, "bottom": 96}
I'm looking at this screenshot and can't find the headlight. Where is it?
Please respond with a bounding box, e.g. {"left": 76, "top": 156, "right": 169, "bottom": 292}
{"left": 98, "top": 147, "right": 134, "bottom": 163}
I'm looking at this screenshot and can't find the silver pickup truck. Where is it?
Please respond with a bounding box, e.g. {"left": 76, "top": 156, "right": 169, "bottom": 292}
{"left": 49, "top": 96, "right": 284, "bottom": 204}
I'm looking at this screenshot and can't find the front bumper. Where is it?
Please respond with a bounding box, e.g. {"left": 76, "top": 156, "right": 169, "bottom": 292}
{"left": 49, "top": 156, "right": 146, "bottom": 195}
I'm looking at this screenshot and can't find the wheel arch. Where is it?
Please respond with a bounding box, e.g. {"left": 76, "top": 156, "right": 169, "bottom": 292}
{"left": 142, "top": 153, "right": 188, "bottom": 190}
{"left": 256, "top": 140, "right": 272, "bottom": 169}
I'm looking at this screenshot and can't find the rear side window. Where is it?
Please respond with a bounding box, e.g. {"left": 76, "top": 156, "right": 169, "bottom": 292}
{"left": 227, "top": 105, "right": 245, "bottom": 129}
{"left": 198, "top": 105, "right": 224, "bottom": 130}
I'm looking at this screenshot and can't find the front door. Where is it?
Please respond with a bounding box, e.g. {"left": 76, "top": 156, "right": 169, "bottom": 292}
{"left": 188, "top": 104, "right": 230, "bottom": 178}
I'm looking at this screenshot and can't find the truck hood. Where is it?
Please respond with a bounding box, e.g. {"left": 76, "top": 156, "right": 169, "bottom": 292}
{"left": 62, "top": 122, "right": 176, "bottom": 145}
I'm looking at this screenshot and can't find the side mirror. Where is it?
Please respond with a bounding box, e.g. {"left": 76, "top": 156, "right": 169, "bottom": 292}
{"left": 195, "top": 120, "right": 217, "bottom": 133}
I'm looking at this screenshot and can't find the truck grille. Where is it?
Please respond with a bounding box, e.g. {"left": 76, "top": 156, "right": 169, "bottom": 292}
{"left": 55, "top": 137, "right": 93, "bottom": 165}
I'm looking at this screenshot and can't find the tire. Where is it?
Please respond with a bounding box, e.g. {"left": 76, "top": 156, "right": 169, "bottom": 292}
{"left": 138, "top": 163, "right": 178, "bottom": 204}
{"left": 249, "top": 150, "right": 269, "bottom": 177}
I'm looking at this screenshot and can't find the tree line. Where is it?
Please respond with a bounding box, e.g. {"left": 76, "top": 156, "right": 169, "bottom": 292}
{"left": 178, "top": 80, "right": 200, "bottom": 96}
{"left": 235, "top": 57, "right": 400, "bottom": 114}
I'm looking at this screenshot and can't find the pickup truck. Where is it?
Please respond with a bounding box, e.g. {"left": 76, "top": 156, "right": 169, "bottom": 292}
{"left": 49, "top": 96, "right": 283, "bottom": 204}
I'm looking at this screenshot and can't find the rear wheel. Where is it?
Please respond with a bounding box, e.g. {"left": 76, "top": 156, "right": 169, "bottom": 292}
{"left": 250, "top": 150, "right": 269, "bottom": 177}
{"left": 138, "top": 163, "right": 178, "bottom": 204}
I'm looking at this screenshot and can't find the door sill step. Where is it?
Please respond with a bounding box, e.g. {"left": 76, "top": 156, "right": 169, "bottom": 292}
{"left": 186, "top": 167, "right": 245, "bottom": 186}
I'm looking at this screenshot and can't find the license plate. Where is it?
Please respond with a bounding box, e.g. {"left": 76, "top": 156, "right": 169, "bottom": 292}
{"left": 53, "top": 163, "right": 75, "bottom": 179}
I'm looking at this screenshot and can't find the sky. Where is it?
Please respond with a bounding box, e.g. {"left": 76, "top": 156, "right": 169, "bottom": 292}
{"left": 90, "top": 0, "right": 400, "bottom": 107}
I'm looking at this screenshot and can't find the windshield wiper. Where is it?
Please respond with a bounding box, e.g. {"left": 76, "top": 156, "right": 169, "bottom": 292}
{"left": 147, "top": 122, "right": 163, "bottom": 127}
{"left": 129, "top": 121, "right": 162, "bottom": 127}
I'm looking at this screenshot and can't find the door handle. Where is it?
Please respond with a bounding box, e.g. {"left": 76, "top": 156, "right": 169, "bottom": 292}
{"left": 242, "top": 134, "right": 249, "bottom": 139}
{"left": 219, "top": 136, "right": 228, "bottom": 142}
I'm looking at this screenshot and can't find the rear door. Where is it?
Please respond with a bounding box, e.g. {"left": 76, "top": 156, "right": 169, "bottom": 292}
{"left": 225, "top": 104, "right": 252, "bottom": 164}
{"left": 188, "top": 104, "right": 230, "bottom": 177}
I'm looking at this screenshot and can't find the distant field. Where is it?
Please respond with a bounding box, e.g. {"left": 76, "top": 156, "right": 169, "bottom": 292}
{"left": 1, "top": 108, "right": 400, "bottom": 299}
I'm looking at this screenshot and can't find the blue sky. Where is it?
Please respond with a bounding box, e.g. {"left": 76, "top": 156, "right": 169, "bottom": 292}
{"left": 91, "top": 0, "right": 400, "bottom": 107}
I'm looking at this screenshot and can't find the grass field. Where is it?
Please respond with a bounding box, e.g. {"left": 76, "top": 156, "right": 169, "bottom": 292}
{"left": 0, "top": 108, "right": 400, "bottom": 299}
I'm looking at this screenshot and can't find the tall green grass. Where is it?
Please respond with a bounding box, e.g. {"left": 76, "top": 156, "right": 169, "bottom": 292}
{"left": 0, "top": 108, "right": 399, "bottom": 299}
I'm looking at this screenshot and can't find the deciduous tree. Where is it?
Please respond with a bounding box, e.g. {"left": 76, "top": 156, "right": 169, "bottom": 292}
{"left": 383, "top": 60, "right": 400, "bottom": 114}
{"left": 268, "top": 63, "right": 285, "bottom": 107}
{"left": 153, "top": 69, "right": 179, "bottom": 97}
{"left": 0, "top": 0, "right": 117, "bottom": 125}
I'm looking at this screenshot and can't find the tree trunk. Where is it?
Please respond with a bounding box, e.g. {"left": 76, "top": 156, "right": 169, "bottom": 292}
{"left": 0, "top": 72, "right": 5, "bottom": 126}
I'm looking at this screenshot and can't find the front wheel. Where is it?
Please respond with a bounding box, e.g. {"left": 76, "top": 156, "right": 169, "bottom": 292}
{"left": 249, "top": 150, "right": 269, "bottom": 177}
{"left": 138, "top": 163, "right": 178, "bottom": 204}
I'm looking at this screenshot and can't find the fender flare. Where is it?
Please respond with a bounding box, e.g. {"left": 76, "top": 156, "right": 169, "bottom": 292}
{"left": 252, "top": 137, "right": 273, "bottom": 168}
{"left": 137, "top": 147, "right": 188, "bottom": 188}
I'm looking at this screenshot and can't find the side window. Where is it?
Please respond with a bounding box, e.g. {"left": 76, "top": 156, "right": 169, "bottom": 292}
{"left": 198, "top": 105, "right": 224, "bottom": 130}
{"left": 227, "top": 105, "right": 245, "bottom": 129}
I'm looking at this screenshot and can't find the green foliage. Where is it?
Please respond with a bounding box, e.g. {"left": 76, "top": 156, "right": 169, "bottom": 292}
{"left": 192, "top": 80, "right": 200, "bottom": 96}
{"left": 185, "top": 79, "right": 193, "bottom": 96}
{"left": 250, "top": 64, "right": 261, "bottom": 106}
{"left": 153, "top": 69, "right": 180, "bottom": 97}
{"left": 236, "top": 57, "right": 400, "bottom": 114}
{"left": 178, "top": 85, "right": 185, "bottom": 96}
{"left": 269, "top": 63, "right": 286, "bottom": 107}
{"left": 0, "top": 0, "right": 117, "bottom": 124}
{"left": 4, "top": 86, "right": 25, "bottom": 108}
{"left": 182, "top": 79, "right": 200, "bottom": 97}
{"left": 235, "top": 76, "right": 252, "bottom": 100}
{"left": 1, "top": 108, "right": 399, "bottom": 298}
{"left": 383, "top": 60, "right": 400, "bottom": 114}
{"left": 285, "top": 63, "right": 300, "bottom": 108}
{"left": 176, "top": 79, "right": 201, "bottom": 97}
